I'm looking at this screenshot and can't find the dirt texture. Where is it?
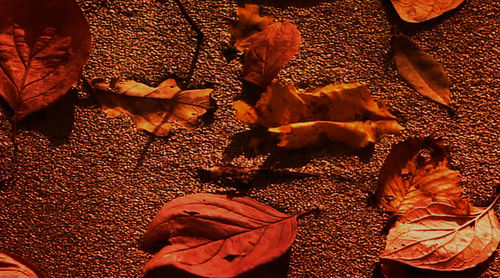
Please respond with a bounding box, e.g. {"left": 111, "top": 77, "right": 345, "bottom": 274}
{"left": 0, "top": 0, "right": 499, "bottom": 277}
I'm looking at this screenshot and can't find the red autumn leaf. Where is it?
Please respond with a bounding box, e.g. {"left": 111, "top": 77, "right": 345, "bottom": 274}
{"left": 0, "top": 252, "right": 40, "bottom": 278}
{"left": 242, "top": 22, "right": 300, "bottom": 88}
{"left": 0, "top": 0, "right": 90, "bottom": 122}
{"left": 141, "top": 193, "right": 302, "bottom": 278}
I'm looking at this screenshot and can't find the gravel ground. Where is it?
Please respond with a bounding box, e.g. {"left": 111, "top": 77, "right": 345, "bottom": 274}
{"left": 0, "top": 0, "right": 499, "bottom": 277}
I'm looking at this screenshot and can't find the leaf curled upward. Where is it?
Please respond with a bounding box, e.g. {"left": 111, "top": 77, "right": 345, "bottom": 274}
{"left": 229, "top": 4, "right": 274, "bottom": 52}
{"left": 0, "top": 0, "right": 90, "bottom": 122}
{"left": 141, "top": 193, "right": 301, "bottom": 278}
{"left": 374, "top": 137, "right": 461, "bottom": 215}
{"left": 0, "top": 252, "right": 39, "bottom": 278}
{"left": 392, "top": 35, "right": 451, "bottom": 107}
{"left": 391, "top": 0, "right": 465, "bottom": 23}
{"left": 234, "top": 82, "right": 402, "bottom": 149}
{"left": 91, "top": 79, "right": 215, "bottom": 136}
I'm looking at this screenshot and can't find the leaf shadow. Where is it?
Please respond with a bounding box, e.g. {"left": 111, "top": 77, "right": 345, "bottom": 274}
{"left": 238, "top": 0, "right": 328, "bottom": 8}
{"left": 143, "top": 249, "right": 291, "bottom": 278}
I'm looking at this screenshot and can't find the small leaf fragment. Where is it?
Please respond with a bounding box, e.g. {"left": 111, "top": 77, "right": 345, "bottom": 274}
{"left": 391, "top": 0, "right": 465, "bottom": 23}
{"left": 91, "top": 79, "right": 215, "bottom": 136}
{"left": 0, "top": 252, "right": 39, "bottom": 278}
{"left": 381, "top": 195, "right": 500, "bottom": 271}
{"left": 229, "top": 4, "right": 274, "bottom": 51}
{"left": 0, "top": 0, "right": 91, "bottom": 122}
{"left": 142, "top": 193, "right": 299, "bottom": 278}
{"left": 374, "top": 137, "right": 461, "bottom": 215}
{"left": 242, "top": 22, "right": 300, "bottom": 88}
{"left": 393, "top": 35, "right": 451, "bottom": 107}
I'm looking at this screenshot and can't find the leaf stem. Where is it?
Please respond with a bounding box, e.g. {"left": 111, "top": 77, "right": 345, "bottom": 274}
{"left": 297, "top": 206, "right": 320, "bottom": 219}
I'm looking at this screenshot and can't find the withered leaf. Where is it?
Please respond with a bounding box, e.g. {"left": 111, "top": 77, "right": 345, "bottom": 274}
{"left": 393, "top": 35, "right": 451, "bottom": 107}
{"left": 91, "top": 79, "right": 215, "bottom": 136}
{"left": 0, "top": 252, "right": 39, "bottom": 278}
{"left": 229, "top": 4, "right": 274, "bottom": 52}
{"left": 234, "top": 82, "right": 402, "bottom": 149}
{"left": 0, "top": 0, "right": 91, "bottom": 122}
{"left": 242, "top": 22, "right": 300, "bottom": 88}
{"left": 374, "top": 137, "right": 461, "bottom": 215}
{"left": 391, "top": 0, "right": 464, "bottom": 23}
{"left": 381, "top": 195, "right": 500, "bottom": 271}
{"left": 141, "top": 193, "right": 300, "bottom": 278}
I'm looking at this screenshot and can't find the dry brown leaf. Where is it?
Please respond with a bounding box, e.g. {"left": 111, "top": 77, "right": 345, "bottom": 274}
{"left": 391, "top": 0, "right": 464, "bottom": 23}
{"left": 229, "top": 4, "right": 274, "bottom": 51}
{"left": 393, "top": 35, "right": 451, "bottom": 107}
{"left": 381, "top": 195, "right": 500, "bottom": 271}
{"left": 141, "top": 193, "right": 305, "bottom": 278}
{"left": 0, "top": 0, "right": 91, "bottom": 122}
{"left": 234, "top": 82, "right": 402, "bottom": 149}
{"left": 374, "top": 137, "right": 461, "bottom": 215}
{"left": 0, "top": 252, "right": 39, "bottom": 278}
{"left": 242, "top": 22, "right": 300, "bottom": 88}
{"left": 91, "top": 79, "right": 214, "bottom": 136}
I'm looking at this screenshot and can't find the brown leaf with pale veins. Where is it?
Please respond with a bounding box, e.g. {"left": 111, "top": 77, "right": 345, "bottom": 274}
{"left": 391, "top": 0, "right": 464, "bottom": 23}
{"left": 91, "top": 79, "right": 215, "bottom": 136}
{"left": 242, "top": 22, "right": 300, "bottom": 88}
{"left": 393, "top": 35, "right": 451, "bottom": 107}
{"left": 234, "top": 82, "right": 402, "bottom": 149}
{"left": 374, "top": 137, "right": 461, "bottom": 215}
{"left": 381, "top": 195, "right": 500, "bottom": 271}
{"left": 141, "top": 193, "right": 305, "bottom": 278}
{"left": 0, "top": 0, "right": 91, "bottom": 122}
{"left": 229, "top": 4, "right": 274, "bottom": 52}
{"left": 0, "top": 252, "right": 39, "bottom": 278}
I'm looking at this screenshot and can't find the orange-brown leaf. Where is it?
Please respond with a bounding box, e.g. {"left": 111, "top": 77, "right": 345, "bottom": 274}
{"left": 0, "top": 0, "right": 90, "bottom": 122}
{"left": 91, "top": 79, "right": 214, "bottom": 136}
{"left": 391, "top": 0, "right": 464, "bottom": 23}
{"left": 229, "top": 4, "right": 274, "bottom": 51}
{"left": 393, "top": 35, "right": 451, "bottom": 107}
{"left": 374, "top": 137, "right": 461, "bottom": 215}
{"left": 381, "top": 195, "right": 500, "bottom": 271}
{"left": 141, "top": 193, "right": 299, "bottom": 278}
{"left": 0, "top": 252, "right": 39, "bottom": 278}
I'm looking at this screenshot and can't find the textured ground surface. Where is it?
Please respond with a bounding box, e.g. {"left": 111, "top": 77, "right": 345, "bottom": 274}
{"left": 0, "top": 0, "right": 499, "bottom": 277}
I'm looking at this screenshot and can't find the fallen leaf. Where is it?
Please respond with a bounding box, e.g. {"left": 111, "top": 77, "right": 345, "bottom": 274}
{"left": 242, "top": 22, "right": 300, "bottom": 88}
{"left": 234, "top": 82, "right": 402, "bottom": 149}
{"left": 141, "top": 193, "right": 301, "bottom": 278}
{"left": 381, "top": 194, "right": 500, "bottom": 271}
{"left": 91, "top": 78, "right": 215, "bottom": 136}
{"left": 374, "top": 137, "right": 461, "bottom": 215}
{"left": 0, "top": 0, "right": 91, "bottom": 122}
{"left": 0, "top": 252, "right": 39, "bottom": 278}
{"left": 391, "top": 0, "right": 464, "bottom": 23}
{"left": 393, "top": 35, "right": 451, "bottom": 107}
{"left": 229, "top": 4, "right": 274, "bottom": 51}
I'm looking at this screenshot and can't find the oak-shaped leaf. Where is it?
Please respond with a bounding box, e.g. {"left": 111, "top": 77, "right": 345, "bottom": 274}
{"left": 91, "top": 79, "right": 215, "bottom": 136}
{"left": 229, "top": 4, "right": 274, "bottom": 52}
{"left": 141, "top": 193, "right": 301, "bottom": 278}
{"left": 393, "top": 35, "right": 451, "bottom": 107}
{"left": 234, "top": 82, "right": 402, "bottom": 149}
{"left": 391, "top": 0, "right": 464, "bottom": 23}
{"left": 0, "top": 252, "right": 39, "bottom": 278}
{"left": 374, "top": 137, "right": 461, "bottom": 215}
{"left": 0, "top": 0, "right": 91, "bottom": 122}
{"left": 381, "top": 195, "right": 500, "bottom": 271}
{"left": 242, "top": 22, "right": 300, "bottom": 88}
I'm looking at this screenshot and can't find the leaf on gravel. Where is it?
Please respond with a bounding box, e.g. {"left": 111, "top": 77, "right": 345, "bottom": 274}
{"left": 381, "top": 195, "right": 500, "bottom": 271}
{"left": 391, "top": 0, "right": 464, "bottom": 23}
{"left": 141, "top": 193, "right": 300, "bottom": 278}
{"left": 229, "top": 4, "right": 274, "bottom": 52}
{"left": 0, "top": 0, "right": 90, "bottom": 122}
{"left": 234, "top": 82, "right": 402, "bottom": 149}
{"left": 0, "top": 252, "right": 39, "bottom": 278}
{"left": 91, "top": 79, "right": 215, "bottom": 136}
{"left": 242, "top": 22, "right": 300, "bottom": 88}
{"left": 374, "top": 137, "right": 461, "bottom": 215}
{"left": 393, "top": 35, "right": 451, "bottom": 107}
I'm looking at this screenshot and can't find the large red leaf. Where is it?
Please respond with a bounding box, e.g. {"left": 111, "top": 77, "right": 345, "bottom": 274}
{"left": 0, "top": 0, "right": 90, "bottom": 122}
{"left": 142, "top": 193, "right": 299, "bottom": 278}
